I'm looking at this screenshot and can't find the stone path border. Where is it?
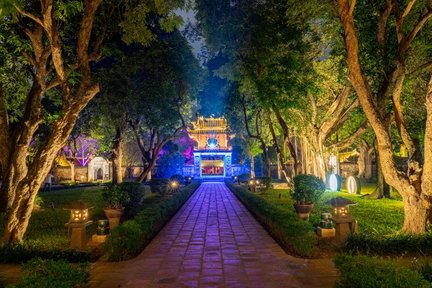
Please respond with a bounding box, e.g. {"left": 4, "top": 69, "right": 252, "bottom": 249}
{"left": 90, "top": 182, "right": 338, "bottom": 287}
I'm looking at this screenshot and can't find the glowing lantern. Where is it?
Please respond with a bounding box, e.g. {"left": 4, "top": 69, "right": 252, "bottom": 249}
{"left": 65, "top": 201, "right": 93, "bottom": 249}
{"left": 328, "top": 174, "right": 341, "bottom": 191}
{"left": 66, "top": 201, "right": 92, "bottom": 223}
{"left": 326, "top": 197, "right": 357, "bottom": 221}
{"left": 347, "top": 176, "right": 361, "bottom": 194}
{"left": 169, "top": 180, "right": 179, "bottom": 192}
{"left": 248, "top": 179, "right": 256, "bottom": 192}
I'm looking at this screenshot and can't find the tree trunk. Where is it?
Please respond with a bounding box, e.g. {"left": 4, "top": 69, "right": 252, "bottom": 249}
{"left": 358, "top": 141, "right": 367, "bottom": 178}
{"left": 266, "top": 111, "right": 291, "bottom": 182}
{"left": 272, "top": 105, "right": 298, "bottom": 176}
{"left": 250, "top": 152, "right": 255, "bottom": 178}
{"left": 69, "top": 162, "right": 76, "bottom": 182}
{"left": 112, "top": 126, "right": 123, "bottom": 185}
{"left": 402, "top": 196, "right": 431, "bottom": 233}
{"left": 337, "top": 0, "right": 432, "bottom": 233}
{"left": 277, "top": 157, "right": 282, "bottom": 180}
{"left": 1, "top": 0, "right": 102, "bottom": 243}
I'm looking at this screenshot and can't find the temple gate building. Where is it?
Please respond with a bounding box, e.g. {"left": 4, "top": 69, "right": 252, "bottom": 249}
{"left": 189, "top": 116, "right": 233, "bottom": 179}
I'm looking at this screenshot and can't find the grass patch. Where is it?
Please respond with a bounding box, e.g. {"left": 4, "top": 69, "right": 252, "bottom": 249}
{"left": 334, "top": 254, "right": 431, "bottom": 288}
{"left": 103, "top": 181, "right": 201, "bottom": 261}
{"left": 226, "top": 181, "right": 317, "bottom": 257}
{"left": 10, "top": 258, "right": 90, "bottom": 288}
{"left": 258, "top": 182, "right": 432, "bottom": 256}
{"left": 0, "top": 185, "right": 149, "bottom": 263}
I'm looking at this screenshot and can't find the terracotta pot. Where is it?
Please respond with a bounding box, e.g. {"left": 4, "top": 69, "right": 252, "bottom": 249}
{"left": 103, "top": 208, "right": 124, "bottom": 230}
{"left": 294, "top": 203, "right": 314, "bottom": 220}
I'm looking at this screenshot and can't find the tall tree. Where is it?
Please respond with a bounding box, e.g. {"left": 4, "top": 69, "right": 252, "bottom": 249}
{"left": 336, "top": 0, "right": 432, "bottom": 233}
{"left": 0, "top": 0, "right": 186, "bottom": 243}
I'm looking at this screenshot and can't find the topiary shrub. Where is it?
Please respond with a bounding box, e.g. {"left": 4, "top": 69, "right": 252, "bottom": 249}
{"left": 120, "top": 182, "right": 146, "bottom": 215}
{"left": 102, "top": 184, "right": 131, "bottom": 209}
{"left": 292, "top": 174, "right": 325, "bottom": 204}
{"left": 334, "top": 254, "right": 430, "bottom": 288}
{"left": 13, "top": 258, "right": 90, "bottom": 288}
{"left": 150, "top": 178, "right": 170, "bottom": 195}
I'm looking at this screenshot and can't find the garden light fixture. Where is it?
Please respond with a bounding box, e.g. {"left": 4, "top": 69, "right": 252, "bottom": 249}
{"left": 328, "top": 174, "right": 341, "bottom": 191}
{"left": 347, "top": 176, "right": 361, "bottom": 194}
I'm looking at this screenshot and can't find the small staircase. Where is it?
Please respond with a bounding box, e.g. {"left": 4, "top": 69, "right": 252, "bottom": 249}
{"left": 200, "top": 177, "right": 228, "bottom": 182}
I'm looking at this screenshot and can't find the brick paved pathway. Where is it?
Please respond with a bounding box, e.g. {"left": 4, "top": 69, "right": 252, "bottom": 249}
{"left": 90, "top": 182, "right": 337, "bottom": 287}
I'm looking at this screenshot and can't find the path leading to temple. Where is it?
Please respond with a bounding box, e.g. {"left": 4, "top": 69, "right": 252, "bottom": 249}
{"left": 91, "top": 182, "right": 337, "bottom": 287}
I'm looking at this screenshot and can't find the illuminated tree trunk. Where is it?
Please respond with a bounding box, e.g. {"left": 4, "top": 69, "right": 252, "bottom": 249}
{"left": 337, "top": 0, "right": 432, "bottom": 233}
{"left": 112, "top": 118, "right": 126, "bottom": 184}
{"left": 358, "top": 140, "right": 373, "bottom": 179}
{"left": 0, "top": 0, "right": 102, "bottom": 243}
{"left": 266, "top": 111, "right": 291, "bottom": 182}
{"left": 69, "top": 162, "right": 76, "bottom": 182}
{"left": 250, "top": 152, "right": 255, "bottom": 178}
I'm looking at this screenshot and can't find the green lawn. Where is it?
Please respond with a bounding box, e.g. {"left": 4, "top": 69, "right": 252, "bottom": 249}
{"left": 254, "top": 181, "right": 405, "bottom": 237}
{"left": 0, "top": 185, "right": 151, "bottom": 249}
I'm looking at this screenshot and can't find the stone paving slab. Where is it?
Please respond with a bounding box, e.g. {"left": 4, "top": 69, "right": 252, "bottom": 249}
{"left": 90, "top": 182, "right": 338, "bottom": 287}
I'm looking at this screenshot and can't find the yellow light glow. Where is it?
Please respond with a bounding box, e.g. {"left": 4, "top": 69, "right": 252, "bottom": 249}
{"left": 256, "top": 180, "right": 260, "bottom": 184}
{"left": 71, "top": 209, "right": 88, "bottom": 223}
{"left": 333, "top": 207, "right": 348, "bottom": 218}
{"left": 249, "top": 180, "right": 255, "bottom": 185}
{"left": 347, "top": 176, "right": 358, "bottom": 194}
{"left": 170, "top": 181, "right": 179, "bottom": 188}
{"left": 329, "top": 174, "right": 339, "bottom": 191}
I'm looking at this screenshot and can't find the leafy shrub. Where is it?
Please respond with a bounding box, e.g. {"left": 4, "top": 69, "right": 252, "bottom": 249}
{"left": 170, "top": 174, "right": 184, "bottom": 184}
{"left": 156, "top": 152, "right": 185, "bottom": 178}
{"left": 102, "top": 184, "right": 130, "bottom": 209}
{"left": 344, "top": 232, "right": 432, "bottom": 255}
{"left": 292, "top": 174, "right": 325, "bottom": 204}
{"left": 120, "top": 182, "right": 146, "bottom": 215}
{"left": 412, "top": 258, "right": 432, "bottom": 283}
{"left": 150, "top": 178, "right": 170, "bottom": 195}
{"left": 226, "top": 181, "right": 317, "bottom": 257}
{"left": 12, "top": 258, "right": 90, "bottom": 288}
{"left": 104, "top": 181, "right": 200, "bottom": 261}
{"left": 254, "top": 176, "right": 272, "bottom": 189}
{"left": 103, "top": 220, "right": 143, "bottom": 261}
{"left": 0, "top": 244, "right": 97, "bottom": 263}
{"left": 334, "top": 254, "right": 430, "bottom": 288}
{"left": 237, "top": 173, "right": 251, "bottom": 183}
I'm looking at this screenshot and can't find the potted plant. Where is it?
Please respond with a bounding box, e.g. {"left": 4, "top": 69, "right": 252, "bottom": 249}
{"left": 292, "top": 174, "right": 325, "bottom": 220}
{"left": 102, "top": 184, "right": 130, "bottom": 230}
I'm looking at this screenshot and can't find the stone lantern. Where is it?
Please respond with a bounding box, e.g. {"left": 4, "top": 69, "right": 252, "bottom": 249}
{"left": 326, "top": 197, "right": 358, "bottom": 240}
{"left": 65, "top": 201, "right": 93, "bottom": 249}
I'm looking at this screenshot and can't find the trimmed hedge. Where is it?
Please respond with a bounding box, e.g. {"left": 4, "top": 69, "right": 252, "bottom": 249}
{"left": 0, "top": 244, "right": 97, "bottom": 264}
{"left": 344, "top": 233, "right": 432, "bottom": 255}
{"left": 226, "top": 181, "right": 317, "bottom": 257}
{"left": 149, "top": 178, "right": 170, "bottom": 195}
{"left": 11, "top": 258, "right": 90, "bottom": 288}
{"left": 334, "top": 254, "right": 431, "bottom": 288}
{"left": 103, "top": 181, "right": 200, "bottom": 261}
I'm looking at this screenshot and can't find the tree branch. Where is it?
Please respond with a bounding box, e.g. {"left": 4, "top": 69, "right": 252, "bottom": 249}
{"left": 377, "top": 0, "right": 393, "bottom": 53}
{"left": 320, "top": 87, "right": 351, "bottom": 138}
{"left": 14, "top": 5, "right": 45, "bottom": 28}
{"left": 0, "top": 86, "right": 10, "bottom": 172}
{"left": 400, "top": 7, "right": 432, "bottom": 53}
{"left": 407, "top": 61, "right": 432, "bottom": 75}
{"left": 329, "top": 122, "right": 368, "bottom": 151}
